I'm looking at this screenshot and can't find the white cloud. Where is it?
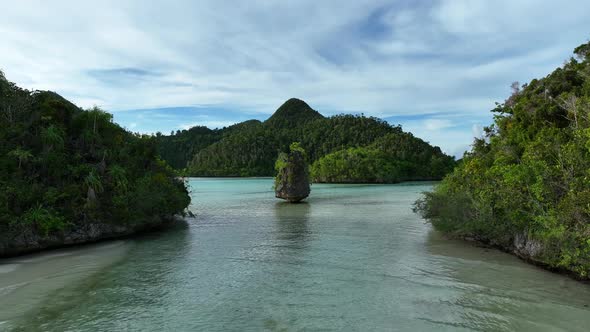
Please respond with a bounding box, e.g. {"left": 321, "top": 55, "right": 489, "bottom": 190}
{"left": 1, "top": 0, "right": 589, "bottom": 155}
{"left": 424, "top": 119, "right": 454, "bottom": 131}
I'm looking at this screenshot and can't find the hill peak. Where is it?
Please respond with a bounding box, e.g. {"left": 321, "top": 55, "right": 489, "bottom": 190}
{"left": 279, "top": 98, "right": 312, "bottom": 109}
{"left": 265, "top": 98, "right": 324, "bottom": 127}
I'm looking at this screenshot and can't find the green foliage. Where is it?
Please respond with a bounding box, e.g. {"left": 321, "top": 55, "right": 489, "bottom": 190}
{"left": 289, "top": 141, "right": 305, "bottom": 154}
{"left": 153, "top": 125, "right": 226, "bottom": 170}
{"left": 274, "top": 152, "right": 289, "bottom": 173}
{"left": 574, "top": 42, "right": 590, "bottom": 60}
{"left": 20, "top": 204, "right": 67, "bottom": 235}
{"left": 8, "top": 147, "right": 33, "bottom": 169}
{"left": 41, "top": 125, "right": 65, "bottom": 151}
{"left": 108, "top": 165, "right": 128, "bottom": 192}
{"left": 311, "top": 133, "right": 455, "bottom": 183}
{"left": 274, "top": 152, "right": 289, "bottom": 190}
{"left": 0, "top": 71, "right": 190, "bottom": 237}
{"left": 85, "top": 169, "right": 104, "bottom": 194}
{"left": 415, "top": 40, "right": 590, "bottom": 279}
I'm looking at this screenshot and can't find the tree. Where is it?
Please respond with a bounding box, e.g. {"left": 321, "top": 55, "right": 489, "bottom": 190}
{"left": 109, "top": 165, "right": 128, "bottom": 192}
{"left": 9, "top": 147, "right": 33, "bottom": 169}
{"left": 85, "top": 169, "right": 103, "bottom": 199}
{"left": 41, "top": 125, "right": 65, "bottom": 151}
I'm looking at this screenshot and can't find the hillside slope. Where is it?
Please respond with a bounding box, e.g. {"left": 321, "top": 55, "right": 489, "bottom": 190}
{"left": 415, "top": 41, "right": 590, "bottom": 279}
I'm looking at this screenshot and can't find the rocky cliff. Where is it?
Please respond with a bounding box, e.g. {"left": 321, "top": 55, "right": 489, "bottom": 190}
{"left": 274, "top": 143, "right": 311, "bottom": 203}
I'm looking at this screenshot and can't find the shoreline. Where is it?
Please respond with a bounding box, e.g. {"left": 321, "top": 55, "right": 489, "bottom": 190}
{"left": 452, "top": 233, "right": 590, "bottom": 283}
{"left": 186, "top": 176, "right": 441, "bottom": 184}
{"left": 0, "top": 217, "right": 188, "bottom": 259}
{"left": 0, "top": 240, "right": 132, "bottom": 328}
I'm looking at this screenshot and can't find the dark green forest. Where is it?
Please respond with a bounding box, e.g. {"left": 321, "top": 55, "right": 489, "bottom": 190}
{"left": 154, "top": 119, "right": 265, "bottom": 169}
{"left": 155, "top": 126, "right": 224, "bottom": 169}
{"left": 157, "top": 98, "right": 456, "bottom": 180}
{"left": 0, "top": 71, "right": 190, "bottom": 243}
{"left": 415, "top": 41, "right": 590, "bottom": 279}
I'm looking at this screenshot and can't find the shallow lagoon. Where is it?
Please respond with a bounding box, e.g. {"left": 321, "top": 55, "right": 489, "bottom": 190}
{"left": 1, "top": 178, "right": 589, "bottom": 331}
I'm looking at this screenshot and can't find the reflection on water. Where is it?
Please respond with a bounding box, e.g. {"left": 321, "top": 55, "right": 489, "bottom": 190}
{"left": 273, "top": 202, "right": 310, "bottom": 243}
{"left": 1, "top": 223, "right": 193, "bottom": 331}
{"left": 1, "top": 178, "right": 589, "bottom": 331}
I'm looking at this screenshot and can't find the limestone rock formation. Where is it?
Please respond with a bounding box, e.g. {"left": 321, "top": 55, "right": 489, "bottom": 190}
{"left": 274, "top": 143, "right": 310, "bottom": 203}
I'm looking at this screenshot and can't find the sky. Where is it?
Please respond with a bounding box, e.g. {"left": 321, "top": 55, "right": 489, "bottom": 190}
{"left": 1, "top": 1, "right": 589, "bottom": 157}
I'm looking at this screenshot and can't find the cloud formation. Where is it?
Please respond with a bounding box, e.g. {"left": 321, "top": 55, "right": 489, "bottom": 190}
{"left": 1, "top": 0, "right": 589, "bottom": 156}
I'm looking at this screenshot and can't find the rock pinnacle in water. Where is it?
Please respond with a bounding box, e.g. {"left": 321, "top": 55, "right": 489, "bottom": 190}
{"left": 274, "top": 143, "right": 310, "bottom": 203}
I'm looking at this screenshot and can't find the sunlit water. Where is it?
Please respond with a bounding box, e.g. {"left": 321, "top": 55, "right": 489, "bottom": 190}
{"left": 1, "top": 178, "right": 589, "bottom": 331}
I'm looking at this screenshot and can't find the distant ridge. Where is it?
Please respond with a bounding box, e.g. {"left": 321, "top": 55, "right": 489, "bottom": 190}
{"left": 156, "top": 97, "right": 455, "bottom": 178}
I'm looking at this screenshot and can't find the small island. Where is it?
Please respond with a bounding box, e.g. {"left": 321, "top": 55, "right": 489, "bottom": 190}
{"left": 274, "top": 142, "right": 311, "bottom": 203}
{"left": 0, "top": 72, "right": 191, "bottom": 257}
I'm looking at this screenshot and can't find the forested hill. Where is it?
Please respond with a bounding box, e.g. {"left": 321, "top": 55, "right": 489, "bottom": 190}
{"left": 415, "top": 41, "right": 590, "bottom": 279}
{"left": 311, "top": 132, "right": 455, "bottom": 183}
{"left": 154, "top": 98, "right": 322, "bottom": 169}
{"left": 154, "top": 120, "right": 263, "bottom": 169}
{"left": 0, "top": 71, "right": 190, "bottom": 256}
{"left": 156, "top": 98, "right": 456, "bottom": 179}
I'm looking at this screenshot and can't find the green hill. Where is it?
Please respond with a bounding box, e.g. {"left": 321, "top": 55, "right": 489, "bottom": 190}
{"left": 0, "top": 71, "right": 190, "bottom": 256}
{"left": 311, "top": 132, "right": 455, "bottom": 183}
{"left": 415, "top": 41, "right": 590, "bottom": 279}
{"left": 155, "top": 126, "right": 223, "bottom": 169}
{"left": 155, "top": 98, "right": 456, "bottom": 179}
{"left": 187, "top": 113, "right": 406, "bottom": 176}
{"left": 154, "top": 119, "right": 265, "bottom": 170}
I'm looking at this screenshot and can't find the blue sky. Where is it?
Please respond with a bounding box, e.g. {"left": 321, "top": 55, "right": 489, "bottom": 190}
{"left": 1, "top": 1, "right": 589, "bottom": 157}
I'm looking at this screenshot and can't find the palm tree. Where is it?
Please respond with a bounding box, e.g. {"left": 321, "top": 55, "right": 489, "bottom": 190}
{"left": 85, "top": 169, "right": 104, "bottom": 204}
{"left": 108, "top": 165, "right": 128, "bottom": 192}
{"left": 83, "top": 107, "right": 113, "bottom": 156}
{"left": 87, "top": 106, "right": 113, "bottom": 135}
{"left": 9, "top": 147, "right": 33, "bottom": 169}
{"left": 41, "top": 125, "right": 64, "bottom": 151}
{"left": 22, "top": 203, "right": 47, "bottom": 224}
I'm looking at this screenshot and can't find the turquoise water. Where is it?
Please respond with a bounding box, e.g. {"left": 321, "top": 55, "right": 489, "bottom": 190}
{"left": 1, "top": 178, "right": 590, "bottom": 331}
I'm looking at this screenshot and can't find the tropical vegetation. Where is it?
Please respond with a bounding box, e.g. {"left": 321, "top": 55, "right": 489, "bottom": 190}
{"left": 311, "top": 132, "right": 455, "bottom": 183}
{"left": 414, "top": 41, "right": 590, "bottom": 279}
{"left": 0, "top": 71, "right": 190, "bottom": 249}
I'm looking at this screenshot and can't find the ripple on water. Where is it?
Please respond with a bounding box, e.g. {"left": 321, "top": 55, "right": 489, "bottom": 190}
{"left": 2, "top": 179, "right": 590, "bottom": 331}
{"left": 0, "top": 263, "right": 20, "bottom": 274}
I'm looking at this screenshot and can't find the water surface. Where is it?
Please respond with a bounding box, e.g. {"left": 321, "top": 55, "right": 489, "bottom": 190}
{"left": 1, "top": 178, "right": 589, "bottom": 331}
